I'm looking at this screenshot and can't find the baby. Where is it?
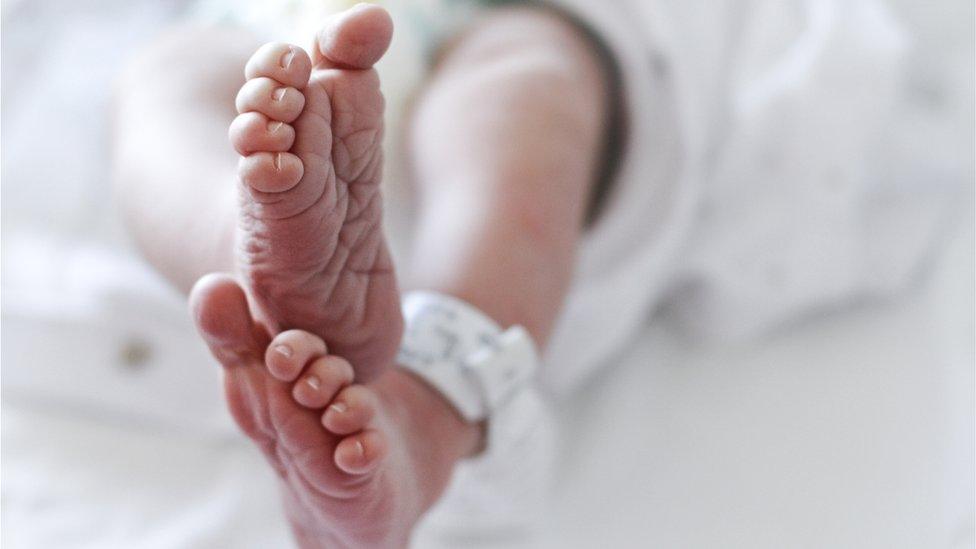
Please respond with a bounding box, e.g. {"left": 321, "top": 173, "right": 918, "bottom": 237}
{"left": 117, "top": 3, "right": 606, "bottom": 546}
{"left": 114, "top": 1, "right": 962, "bottom": 547}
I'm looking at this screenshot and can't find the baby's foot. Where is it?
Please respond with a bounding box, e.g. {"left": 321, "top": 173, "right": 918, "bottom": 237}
{"left": 230, "top": 4, "right": 401, "bottom": 381}
{"left": 191, "top": 275, "right": 480, "bottom": 548}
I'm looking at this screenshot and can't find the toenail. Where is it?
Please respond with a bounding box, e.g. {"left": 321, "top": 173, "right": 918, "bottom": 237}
{"left": 273, "top": 153, "right": 282, "bottom": 170}
{"left": 329, "top": 402, "right": 348, "bottom": 414}
{"left": 305, "top": 376, "right": 321, "bottom": 390}
{"left": 267, "top": 121, "right": 283, "bottom": 133}
{"left": 272, "top": 88, "right": 287, "bottom": 101}
{"left": 274, "top": 344, "right": 292, "bottom": 358}
{"left": 355, "top": 440, "right": 366, "bottom": 457}
{"left": 279, "top": 48, "right": 296, "bottom": 69}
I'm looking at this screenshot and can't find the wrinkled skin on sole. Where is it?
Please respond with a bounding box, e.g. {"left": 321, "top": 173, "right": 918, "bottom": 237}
{"left": 230, "top": 6, "right": 402, "bottom": 382}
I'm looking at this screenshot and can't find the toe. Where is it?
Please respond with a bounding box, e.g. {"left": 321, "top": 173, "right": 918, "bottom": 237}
{"left": 239, "top": 151, "right": 304, "bottom": 193}
{"left": 266, "top": 329, "right": 327, "bottom": 382}
{"left": 189, "top": 273, "right": 266, "bottom": 363}
{"left": 230, "top": 112, "right": 295, "bottom": 155}
{"left": 314, "top": 3, "right": 393, "bottom": 69}
{"left": 292, "top": 355, "right": 355, "bottom": 409}
{"left": 244, "top": 42, "right": 312, "bottom": 89}
{"left": 235, "top": 77, "right": 305, "bottom": 123}
{"left": 334, "top": 429, "right": 387, "bottom": 475}
{"left": 322, "top": 385, "right": 378, "bottom": 435}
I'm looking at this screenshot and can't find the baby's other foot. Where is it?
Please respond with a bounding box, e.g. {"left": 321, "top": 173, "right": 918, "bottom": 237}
{"left": 191, "top": 275, "right": 481, "bottom": 548}
{"left": 230, "top": 4, "right": 401, "bottom": 381}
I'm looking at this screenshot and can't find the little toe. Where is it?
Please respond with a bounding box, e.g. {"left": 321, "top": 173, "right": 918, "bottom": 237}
{"left": 292, "top": 355, "right": 355, "bottom": 409}
{"left": 230, "top": 112, "right": 295, "bottom": 155}
{"left": 235, "top": 77, "right": 305, "bottom": 123}
{"left": 334, "top": 429, "right": 387, "bottom": 475}
{"left": 239, "top": 151, "right": 304, "bottom": 194}
{"left": 244, "top": 42, "right": 312, "bottom": 89}
{"left": 265, "top": 329, "right": 327, "bottom": 382}
{"left": 322, "top": 385, "right": 378, "bottom": 435}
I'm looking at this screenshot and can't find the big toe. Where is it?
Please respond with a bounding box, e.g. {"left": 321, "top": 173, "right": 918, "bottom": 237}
{"left": 190, "top": 273, "right": 266, "bottom": 362}
{"left": 314, "top": 3, "right": 393, "bottom": 69}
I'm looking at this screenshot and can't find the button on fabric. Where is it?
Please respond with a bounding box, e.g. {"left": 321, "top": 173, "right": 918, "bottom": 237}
{"left": 119, "top": 336, "right": 152, "bottom": 371}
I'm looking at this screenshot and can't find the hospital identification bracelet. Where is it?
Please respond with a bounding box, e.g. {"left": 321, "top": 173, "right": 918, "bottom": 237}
{"left": 396, "top": 291, "right": 539, "bottom": 423}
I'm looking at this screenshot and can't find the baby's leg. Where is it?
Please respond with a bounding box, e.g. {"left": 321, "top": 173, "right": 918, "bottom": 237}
{"left": 407, "top": 6, "right": 609, "bottom": 345}
{"left": 113, "top": 26, "right": 258, "bottom": 291}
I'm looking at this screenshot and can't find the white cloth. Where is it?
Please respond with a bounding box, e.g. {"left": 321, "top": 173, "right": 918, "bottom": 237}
{"left": 539, "top": 0, "right": 969, "bottom": 395}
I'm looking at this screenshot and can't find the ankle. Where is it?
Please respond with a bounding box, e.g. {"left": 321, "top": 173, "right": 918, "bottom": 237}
{"left": 373, "top": 368, "right": 484, "bottom": 460}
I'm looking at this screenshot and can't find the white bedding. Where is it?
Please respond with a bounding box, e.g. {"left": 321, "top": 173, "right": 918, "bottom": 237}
{"left": 538, "top": 219, "right": 975, "bottom": 549}
{"left": 3, "top": 218, "right": 972, "bottom": 549}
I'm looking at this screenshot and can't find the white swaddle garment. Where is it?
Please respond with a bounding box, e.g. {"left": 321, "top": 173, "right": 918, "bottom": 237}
{"left": 540, "top": 0, "right": 969, "bottom": 396}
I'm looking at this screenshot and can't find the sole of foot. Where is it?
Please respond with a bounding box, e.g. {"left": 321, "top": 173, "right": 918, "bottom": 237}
{"left": 229, "top": 3, "right": 402, "bottom": 383}
{"left": 191, "top": 274, "right": 481, "bottom": 548}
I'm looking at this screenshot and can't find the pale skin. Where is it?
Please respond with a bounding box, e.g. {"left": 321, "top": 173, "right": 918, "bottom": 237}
{"left": 113, "top": 4, "right": 607, "bottom": 548}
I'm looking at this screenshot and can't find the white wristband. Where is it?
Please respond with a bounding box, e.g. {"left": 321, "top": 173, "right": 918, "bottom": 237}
{"left": 397, "top": 291, "right": 539, "bottom": 423}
